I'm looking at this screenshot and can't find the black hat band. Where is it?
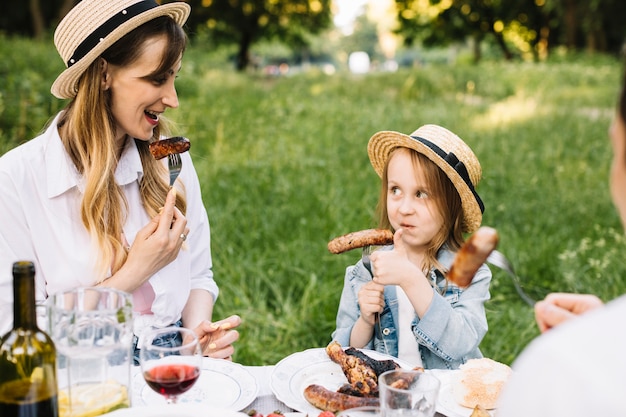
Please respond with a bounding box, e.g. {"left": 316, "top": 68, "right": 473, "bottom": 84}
{"left": 67, "top": 0, "right": 159, "bottom": 68}
{"left": 411, "top": 135, "right": 485, "bottom": 214}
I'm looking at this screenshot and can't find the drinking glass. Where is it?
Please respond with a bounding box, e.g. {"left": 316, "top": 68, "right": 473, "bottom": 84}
{"left": 379, "top": 370, "right": 441, "bottom": 417}
{"left": 139, "top": 327, "right": 202, "bottom": 404}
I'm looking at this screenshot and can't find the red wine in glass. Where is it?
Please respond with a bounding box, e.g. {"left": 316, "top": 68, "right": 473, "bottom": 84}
{"left": 140, "top": 327, "right": 202, "bottom": 404}
{"left": 144, "top": 363, "right": 200, "bottom": 397}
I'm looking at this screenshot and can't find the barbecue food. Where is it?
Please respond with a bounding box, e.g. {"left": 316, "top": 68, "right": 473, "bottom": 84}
{"left": 327, "top": 229, "right": 393, "bottom": 254}
{"left": 303, "top": 384, "right": 380, "bottom": 414}
{"left": 447, "top": 226, "right": 499, "bottom": 287}
{"left": 303, "top": 342, "right": 405, "bottom": 412}
{"left": 344, "top": 347, "right": 400, "bottom": 377}
{"left": 451, "top": 358, "right": 512, "bottom": 410}
{"left": 149, "top": 136, "right": 191, "bottom": 160}
{"left": 326, "top": 341, "right": 379, "bottom": 397}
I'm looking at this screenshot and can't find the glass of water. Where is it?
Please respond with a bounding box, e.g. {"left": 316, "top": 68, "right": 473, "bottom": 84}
{"left": 379, "top": 370, "right": 441, "bottom": 417}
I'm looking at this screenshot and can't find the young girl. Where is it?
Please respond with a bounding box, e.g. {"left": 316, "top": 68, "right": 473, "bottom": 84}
{"left": 332, "top": 124, "right": 491, "bottom": 370}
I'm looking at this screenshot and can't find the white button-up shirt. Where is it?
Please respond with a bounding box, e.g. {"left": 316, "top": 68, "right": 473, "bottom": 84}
{"left": 0, "top": 114, "right": 218, "bottom": 335}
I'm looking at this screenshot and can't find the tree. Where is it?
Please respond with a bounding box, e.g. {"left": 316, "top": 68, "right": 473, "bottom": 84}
{"left": 392, "top": 0, "right": 626, "bottom": 62}
{"left": 1, "top": 0, "right": 76, "bottom": 38}
{"left": 179, "top": 0, "right": 332, "bottom": 70}
{"left": 394, "top": 0, "right": 519, "bottom": 62}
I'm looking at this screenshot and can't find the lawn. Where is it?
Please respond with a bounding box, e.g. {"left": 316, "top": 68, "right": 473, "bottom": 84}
{"left": 1, "top": 37, "right": 625, "bottom": 366}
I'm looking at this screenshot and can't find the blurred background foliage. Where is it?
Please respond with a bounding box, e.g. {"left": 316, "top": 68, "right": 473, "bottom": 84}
{"left": 2, "top": 0, "right": 625, "bottom": 70}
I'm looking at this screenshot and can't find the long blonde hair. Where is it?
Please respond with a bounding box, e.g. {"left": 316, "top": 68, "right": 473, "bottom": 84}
{"left": 56, "top": 16, "right": 188, "bottom": 282}
{"left": 376, "top": 147, "right": 464, "bottom": 275}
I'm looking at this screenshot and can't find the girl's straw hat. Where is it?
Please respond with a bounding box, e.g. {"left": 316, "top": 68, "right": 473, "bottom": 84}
{"left": 51, "top": 0, "right": 191, "bottom": 99}
{"left": 368, "top": 124, "right": 484, "bottom": 233}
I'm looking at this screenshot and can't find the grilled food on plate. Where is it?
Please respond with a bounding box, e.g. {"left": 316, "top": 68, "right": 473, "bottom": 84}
{"left": 303, "top": 342, "right": 419, "bottom": 413}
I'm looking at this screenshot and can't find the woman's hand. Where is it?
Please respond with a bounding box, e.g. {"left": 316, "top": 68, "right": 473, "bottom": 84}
{"left": 534, "top": 292, "right": 604, "bottom": 333}
{"left": 193, "top": 315, "right": 242, "bottom": 360}
{"left": 115, "top": 188, "right": 189, "bottom": 292}
{"left": 357, "top": 281, "right": 385, "bottom": 326}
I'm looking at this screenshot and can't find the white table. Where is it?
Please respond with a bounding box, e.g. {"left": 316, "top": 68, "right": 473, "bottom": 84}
{"left": 131, "top": 365, "right": 452, "bottom": 417}
{"left": 241, "top": 366, "right": 300, "bottom": 415}
{"left": 235, "top": 366, "right": 449, "bottom": 417}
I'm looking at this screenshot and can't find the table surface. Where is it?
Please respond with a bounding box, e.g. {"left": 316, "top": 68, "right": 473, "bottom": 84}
{"left": 132, "top": 365, "right": 453, "bottom": 417}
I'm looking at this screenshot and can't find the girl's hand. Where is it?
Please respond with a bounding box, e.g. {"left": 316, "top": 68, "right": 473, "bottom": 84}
{"left": 371, "top": 229, "right": 423, "bottom": 288}
{"left": 193, "top": 315, "right": 242, "bottom": 360}
{"left": 124, "top": 188, "right": 189, "bottom": 288}
{"left": 534, "top": 293, "right": 604, "bottom": 333}
{"left": 357, "top": 281, "right": 385, "bottom": 326}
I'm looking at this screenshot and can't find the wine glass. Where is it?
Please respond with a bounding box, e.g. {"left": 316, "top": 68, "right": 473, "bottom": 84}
{"left": 139, "top": 327, "right": 202, "bottom": 404}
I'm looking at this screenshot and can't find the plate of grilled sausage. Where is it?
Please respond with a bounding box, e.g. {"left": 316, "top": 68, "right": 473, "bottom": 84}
{"left": 270, "top": 342, "right": 415, "bottom": 415}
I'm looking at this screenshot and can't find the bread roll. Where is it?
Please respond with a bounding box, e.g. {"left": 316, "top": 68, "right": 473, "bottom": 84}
{"left": 451, "top": 358, "right": 512, "bottom": 410}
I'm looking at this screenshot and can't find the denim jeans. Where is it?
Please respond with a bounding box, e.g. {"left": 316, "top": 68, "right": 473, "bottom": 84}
{"left": 132, "top": 320, "right": 183, "bottom": 365}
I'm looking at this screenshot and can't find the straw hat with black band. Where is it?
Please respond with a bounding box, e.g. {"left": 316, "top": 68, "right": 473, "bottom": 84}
{"left": 368, "top": 124, "right": 484, "bottom": 233}
{"left": 51, "top": 0, "right": 191, "bottom": 100}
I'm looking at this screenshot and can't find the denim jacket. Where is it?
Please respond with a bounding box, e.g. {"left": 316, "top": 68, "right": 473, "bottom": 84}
{"left": 331, "top": 246, "right": 491, "bottom": 370}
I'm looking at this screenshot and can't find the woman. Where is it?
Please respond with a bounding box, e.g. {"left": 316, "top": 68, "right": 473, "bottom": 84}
{"left": 0, "top": 0, "right": 240, "bottom": 359}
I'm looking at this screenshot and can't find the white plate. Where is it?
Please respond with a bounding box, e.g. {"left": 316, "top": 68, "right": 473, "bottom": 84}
{"left": 132, "top": 357, "right": 258, "bottom": 411}
{"left": 430, "top": 370, "right": 494, "bottom": 417}
{"left": 102, "top": 403, "right": 248, "bottom": 417}
{"left": 270, "top": 347, "right": 414, "bottom": 415}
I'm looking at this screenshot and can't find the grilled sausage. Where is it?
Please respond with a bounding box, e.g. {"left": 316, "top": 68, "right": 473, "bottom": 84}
{"left": 149, "top": 136, "right": 191, "bottom": 160}
{"left": 304, "top": 384, "right": 380, "bottom": 413}
{"left": 328, "top": 229, "right": 393, "bottom": 254}
{"left": 447, "top": 226, "right": 499, "bottom": 288}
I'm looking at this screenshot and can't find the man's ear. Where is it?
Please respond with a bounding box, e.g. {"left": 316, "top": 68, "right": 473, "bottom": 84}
{"left": 100, "top": 58, "right": 111, "bottom": 90}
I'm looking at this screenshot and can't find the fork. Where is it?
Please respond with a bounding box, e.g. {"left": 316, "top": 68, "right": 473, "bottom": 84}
{"left": 167, "top": 153, "right": 182, "bottom": 187}
{"left": 487, "top": 250, "right": 536, "bottom": 307}
{"left": 361, "top": 246, "right": 390, "bottom": 355}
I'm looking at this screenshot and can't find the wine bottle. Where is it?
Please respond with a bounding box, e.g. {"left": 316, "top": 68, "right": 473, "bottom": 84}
{"left": 0, "top": 261, "right": 59, "bottom": 417}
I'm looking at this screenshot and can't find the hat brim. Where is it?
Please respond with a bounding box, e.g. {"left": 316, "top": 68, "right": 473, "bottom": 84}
{"left": 51, "top": 2, "right": 190, "bottom": 99}
{"left": 368, "top": 130, "right": 483, "bottom": 233}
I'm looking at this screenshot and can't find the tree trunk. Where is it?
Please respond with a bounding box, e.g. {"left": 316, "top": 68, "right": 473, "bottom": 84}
{"left": 493, "top": 31, "right": 513, "bottom": 61}
{"left": 472, "top": 34, "right": 482, "bottom": 63}
{"left": 563, "top": 0, "right": 577, "bottom": 49}
{"left": 29, "top": 0, "right": 45, "bottom": 39}
{"left": 236, "top": 32, "right": 252, "bottom": 71}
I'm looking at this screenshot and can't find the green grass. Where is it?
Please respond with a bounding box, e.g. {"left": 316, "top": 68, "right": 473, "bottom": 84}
{"left": 2, "top": 37, "right": 625, "bottom": 366}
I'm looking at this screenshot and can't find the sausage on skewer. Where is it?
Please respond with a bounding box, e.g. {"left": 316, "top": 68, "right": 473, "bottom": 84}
{"left": 447, "top": 226, "right": 499, "bottom": 288}
{"left": 328, "top": 229, "right": 393, "bottom": 254}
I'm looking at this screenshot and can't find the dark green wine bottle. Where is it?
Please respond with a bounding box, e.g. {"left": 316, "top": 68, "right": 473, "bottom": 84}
{"left": 0, "top": 261, "right": 59, "bottom": 417}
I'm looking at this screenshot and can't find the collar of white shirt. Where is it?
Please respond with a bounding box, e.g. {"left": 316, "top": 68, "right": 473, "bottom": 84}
{"left": 44, "top": 115, "right": 145, "bottom": 198}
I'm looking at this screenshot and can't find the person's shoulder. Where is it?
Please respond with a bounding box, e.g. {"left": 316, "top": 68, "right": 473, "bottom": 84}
{"left": 603, "top": 294, "right": 626, "bottom": 312}
{"left": 0, "top": 133, "right": 46, "bottom": 170}
{"left": 560, "top": 294, "right": 626, "bottom": 332}
{"left": 1, "top": 115, "right": 59, "bottom": 164}
{"left": 436, "top": 246, "right": 455, "bottom": 263}
{"left": 517, "top": 294, "right": 626, "bottom": 364}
